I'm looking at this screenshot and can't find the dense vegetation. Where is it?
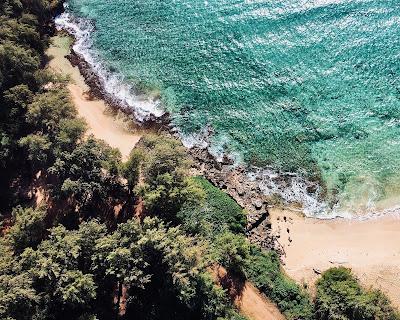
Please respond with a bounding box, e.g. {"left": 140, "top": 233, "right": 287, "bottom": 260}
{"left": 0, "top": 1, "right": 244, "bottom": 319}
{"left": 0, "top": 1, "right": 399, "bottom": 320}
{"left": 315, "top": 267, "right": 400, "bottom": 320}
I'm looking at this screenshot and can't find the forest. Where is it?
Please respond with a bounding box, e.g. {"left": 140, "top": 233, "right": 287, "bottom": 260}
{"left": 0, "top": 1, "right": 399, "bottom": 319}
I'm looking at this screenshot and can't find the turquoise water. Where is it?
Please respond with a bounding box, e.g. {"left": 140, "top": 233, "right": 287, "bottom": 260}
{"left": 63, "top": 0, "right": 400, "bottom": 216}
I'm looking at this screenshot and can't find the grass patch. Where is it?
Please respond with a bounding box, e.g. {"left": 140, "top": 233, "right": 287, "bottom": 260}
{"left": 178, "top": 176, "right": 247, "bottom": 238}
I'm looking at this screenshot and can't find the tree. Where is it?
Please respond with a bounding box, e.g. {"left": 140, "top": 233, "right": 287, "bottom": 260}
{"left": 20, "top": 0, "right": 61, "bottom": 25}
{"left": 19, "top": 133, "right": 51, "bottom": 169}
{"left": 75, "top": 220, "right": 107, "bottom": 273}
{"left": 93, "top": 219, "right": 150, "bottom": 319}
{"left": 25, "top": 88, "right": 75, "bottom": 136}
{"left": 137, "top": 135, "right": 204, "bottom": 221}
{"left": 0, "top": 240, "right": 39, "bottom": 320}
{"left": 212, "top": 231, "right": 250, "bottom": 277}
{"left": 48, "top": 137, "right": 123, "bottom": 221}
{"left": 0, "top": 17, "right": 42, "bottom": 52}
{"left": 0, "top": 0, "right": 23, "bottom": 16}
{"left": 0, "top": 272, "right": 39, "bottom": 320}
{"left": 92, "top": 217, "right": 213, "bottom": 319}
{"left": 19, "top": 223, "right": 104, "bottom": 319}
{"left": 195, "top": 272, "right": 231, "bottom": 320}
{"left": 1, "top": 84, "right": 33, "bottom": 135}
{"left": 54, "top": 118, "right": 87, "bottom": 154}
{"left": 121, "top": 148, "right": 143, "bottom": 192}
{"left": 7, "top": 206, "right": 46, "bottom": 253}
{"left": 55, "top": 270, "right": 97, "bottom": 307}
{"left": 315, "top": 267, "right": 400, "bottom": 320}
{"left": 0, "top": 42, "right": 40, "bottom": 91}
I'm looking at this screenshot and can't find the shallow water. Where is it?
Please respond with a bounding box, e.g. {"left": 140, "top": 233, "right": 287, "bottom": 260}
{"left": 61, "top": 0, "right": 400, "bottom": 217}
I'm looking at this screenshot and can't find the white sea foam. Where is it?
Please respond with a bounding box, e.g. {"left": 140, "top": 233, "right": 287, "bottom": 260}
{"left": 179, "top": 126, "right": 396, "bottom": 220}
{"left": 55, "top": 4, "right": 399, "bottom": 221}
{"left": 55, "top": 5, "right": 164, "bottom": 122}
{"left": 252, "top": 164, "right": 400, "bottom": 220}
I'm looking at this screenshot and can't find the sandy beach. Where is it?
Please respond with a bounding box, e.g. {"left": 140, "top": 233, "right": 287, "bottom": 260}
{"left": 47, "top": 33, "right": 400, "bottom": 315}
{"left": 271, "top": 208, "right": 400, "bottom": 307}
{"left": 47, "top": 36, "right": 142, "bottom": 160}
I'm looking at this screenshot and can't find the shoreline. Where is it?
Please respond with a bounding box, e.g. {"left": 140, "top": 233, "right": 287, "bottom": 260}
{"left": 46, "top": 32, "right": 289, "bottom": 320}
{"left": 47, "top": 35, "right": 144, "bottom": 160}
{"left": 271, "top": 208, "right": 400, "bottom": 308}
{"left": 53, "top": 7, "right": 400, "bottom": 223}
{"left": 48, "top": 29, "right": 400, "bottom": 309}
{"left": 52, "top": 12, "right": 281, "bottom": 250}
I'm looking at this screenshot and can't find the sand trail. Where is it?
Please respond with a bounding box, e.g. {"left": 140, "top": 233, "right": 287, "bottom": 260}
{"left": 236, "top": 282, "right": 286, "bottom": 320}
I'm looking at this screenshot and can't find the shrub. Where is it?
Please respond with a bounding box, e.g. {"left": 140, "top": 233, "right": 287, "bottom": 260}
{"left": 178, "top": 177, "right": 246, "bottom": 237}
{"left": 246, "top": 246, "right": 313, "bottom": 320}
{"left": 315, "top": 267, "right": 400, "bottom": 320}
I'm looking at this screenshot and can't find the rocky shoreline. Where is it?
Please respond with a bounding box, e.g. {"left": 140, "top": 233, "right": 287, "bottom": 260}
{"left": 66, "top": 48, "right": 170, "bottom": 131}
{"left": 189, "top": 147, "right": 283, "bottom": 253}
{"left": 62, "top": 31, "right": 284, "bottom": 253}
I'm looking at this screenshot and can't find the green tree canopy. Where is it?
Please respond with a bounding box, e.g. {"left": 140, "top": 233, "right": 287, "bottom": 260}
{"left": 26, "top": 89, "right": 75, "bottom": 135}
{"left": 212, "top": 231, "right": 250, "bottom": 277}
{"left": 0, "top": 42, "right": 39, "bottom": 91}
{"left": 48, "top": 137, "right": 123, "bottom": 221}
{"left": 7, "top": 206, "right": 46, "bottom": 253}
{"left": 136, "top": 135, "right": 204, "bottom": 221}
{"left": 315, "top": 267, "right": 400, "bottom": 320}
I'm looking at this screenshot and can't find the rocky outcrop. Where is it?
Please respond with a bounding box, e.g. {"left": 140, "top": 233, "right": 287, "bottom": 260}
{"left": 189, "top": 147, "right": 282, "bottom": 254}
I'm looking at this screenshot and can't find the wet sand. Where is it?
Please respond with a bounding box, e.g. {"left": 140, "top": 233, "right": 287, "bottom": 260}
{"left": 271, "top": 208, "right": 400, "bottom": 307}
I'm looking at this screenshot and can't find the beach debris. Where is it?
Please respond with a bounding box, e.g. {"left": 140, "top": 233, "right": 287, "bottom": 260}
{"left": 329, "top": 260, "right": 348, "bottom": 265}
{"left": 313, "top": 268, "right": 322, "bottom": 275}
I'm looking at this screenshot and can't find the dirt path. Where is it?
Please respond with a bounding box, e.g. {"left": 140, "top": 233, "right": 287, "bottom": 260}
{"left": 47, "top": 35, "right": 142, "bottom": 160}
{"left": 271, "top": 208, "right": 400, "bottom": 308}
{"left": 236, "top": 282, "right": 286, "bottom": 320}
{"left": 214, "top": 266, "right": 286, "bottom": 320}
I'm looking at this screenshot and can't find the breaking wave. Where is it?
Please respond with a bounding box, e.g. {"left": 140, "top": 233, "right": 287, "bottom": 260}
{"left": 55, "top": 5, "right": 164, "bottom": 122}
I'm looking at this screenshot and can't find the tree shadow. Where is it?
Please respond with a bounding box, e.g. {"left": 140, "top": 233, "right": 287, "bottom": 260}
{"left": 215, "top": 265, "right": 246, "bottom": 302}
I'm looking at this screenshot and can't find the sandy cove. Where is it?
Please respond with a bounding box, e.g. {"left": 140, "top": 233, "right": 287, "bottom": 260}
{"left": 271, "top": 208, "right": 400, "bottom": 307}
{"left": 47, "top": 34, "right": 400, "bottom": 314}
{"left": 47, "top": 35, "right": 142, "bottom": 160}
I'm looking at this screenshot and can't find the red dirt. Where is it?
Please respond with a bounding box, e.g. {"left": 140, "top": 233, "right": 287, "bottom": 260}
{"left": 236, "top": 282, "right": 286, "bottom": 320}
{"left": 214, "top": 266, "right": 286, "bottom": 320}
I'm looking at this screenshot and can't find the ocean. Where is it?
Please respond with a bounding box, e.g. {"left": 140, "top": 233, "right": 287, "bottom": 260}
{"left": 56, "top": 0, "right": 400, "bottom": 218}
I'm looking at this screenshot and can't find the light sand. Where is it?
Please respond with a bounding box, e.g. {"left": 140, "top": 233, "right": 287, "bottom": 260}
{"left": 47, "top": 35, "right": 142, "bottom": 160}
{"left": 271, "top": 208, "right": 400, "bottom": 307}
